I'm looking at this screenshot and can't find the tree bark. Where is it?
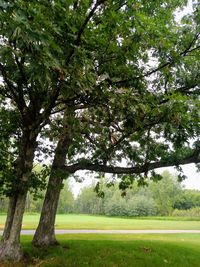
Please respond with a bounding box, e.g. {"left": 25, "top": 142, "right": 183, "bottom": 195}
{"left": 1, "top": 196, "right": 17, "bottom": 242}
{"left": 0, "top": 129, "right": 37, "bottom": 261}
{"left": 0, "top": 193, "right": 27, "bottom": 261}
{"left": 32, "top": 176, "right": 64, "bottom": 247}
{"left": 32, "top": 109, "right": 73, "bottom": 247}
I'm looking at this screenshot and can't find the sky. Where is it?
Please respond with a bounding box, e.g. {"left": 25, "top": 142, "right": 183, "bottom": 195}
{"left": 173, "top": 164, "right": 200, "bottom": 189}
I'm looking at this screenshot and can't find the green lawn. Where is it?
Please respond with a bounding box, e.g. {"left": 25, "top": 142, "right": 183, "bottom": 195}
{"left": 0, "top": 214, "right": 200, "bottom": 230}
{"left": 1, "top": 234, "right": 200, "bottom": 266}
{"left": 1, "top": 215, "right": 200, "bottom": 266}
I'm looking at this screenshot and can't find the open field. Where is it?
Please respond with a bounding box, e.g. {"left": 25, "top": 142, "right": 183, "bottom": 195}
{"left": 0, "top": 214, "right": 200, "bottom": 230}
{"left": 1, "top": 234, "right": 200, "bottom": 266}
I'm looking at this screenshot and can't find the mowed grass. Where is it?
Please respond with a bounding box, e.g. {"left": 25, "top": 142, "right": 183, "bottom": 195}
{"left": 1, "top": 234, "right": 200, "bottom": 267}
{"left": 0, "top": 214, "right": 200, "bottom": 230}
{"left": 0, "top": 215, "right": 200, "bottom": 266}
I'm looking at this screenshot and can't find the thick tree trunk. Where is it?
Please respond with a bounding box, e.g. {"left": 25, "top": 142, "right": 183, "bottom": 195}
{"left": 32, "top": 176, "right": 63, "bottom": 247}
{"left": 1, "top": 196, "right": 17, "bottom": 242}
{"left": 0, "top": 129, "right": 37, "bottom": 261}
{"left": 33, "top": 109, "right": 73, "bottom": 247}
{"left": 0, "top": 193, "right": 27, "bottom": 261}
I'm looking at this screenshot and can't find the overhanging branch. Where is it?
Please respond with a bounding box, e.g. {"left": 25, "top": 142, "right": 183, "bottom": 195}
{"left": 63, "top": 147, "right": 200, "bottom": 174}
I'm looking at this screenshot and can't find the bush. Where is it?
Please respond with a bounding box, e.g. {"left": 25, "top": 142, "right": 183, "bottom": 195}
{"left": 105, "top": 198, "right": 128, "bottom": 216}
{"left": 104, "top": 196, "right": 157, "bottom": 217}
{"left": 126, "top": 196, "right": 157, "bottom": 217}
{"left": 172, "top": 207, "right": 200, "bottom": 217}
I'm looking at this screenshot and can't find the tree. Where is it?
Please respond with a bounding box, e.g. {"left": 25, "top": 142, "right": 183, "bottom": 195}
{"left": 75, "top": 183, "right": 105, "bottom": 214}
{"left": 150, "top": 170, "right": 182, "bottom": 215}
{"left": 0, "top": 0, "right": 200, "bottom": 260}
{"left": 57, "top": 181, "right": 74, "bottom": 214}
{"left": 33, "top": 0, "right": 200, "bottom": 247}
{"left": 174, "top": 189, "right": 200, "bottom": 210}
{"left": 0, "top": 0, "right": 86, "bottom": 260}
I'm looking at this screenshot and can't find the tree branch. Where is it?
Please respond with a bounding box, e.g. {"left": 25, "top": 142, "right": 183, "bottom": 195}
{"left": 181, "top": 32, "right": 200, "bottom": 56}
{"left": 64, "top": 147, "right": 200, "bottom": 174}
{"left": 0, "top": 63, "right": 18, "bottom": 102}
{"left": 39, "top": 85, "right": 61, "bottom": 128}
{"left": 67, "top": 0, "right": 105, "bottom": 63}
{"left": 110, "top": 35, "right": 200, "bottom": 86}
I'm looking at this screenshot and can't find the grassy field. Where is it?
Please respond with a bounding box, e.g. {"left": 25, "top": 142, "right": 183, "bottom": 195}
{"left": 1, "top": 215, "right": 200, "bottom": 266}
{"left": 1, "top": 234, "right": 200, "bottom": 266}
{"left": 1, "top": 214, "right": 200, "bottom": 230}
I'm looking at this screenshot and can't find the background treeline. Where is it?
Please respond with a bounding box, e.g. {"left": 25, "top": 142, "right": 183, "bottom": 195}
{"left": 1, "top": 171, "right": 200, "bottom": 217}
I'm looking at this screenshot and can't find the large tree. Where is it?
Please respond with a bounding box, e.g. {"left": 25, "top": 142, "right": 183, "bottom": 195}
{"left": 32, "top": 0, "right": 200, "bottom": 247}
{"left": 0, "top": 0, "right": 199, "bottom": 260}
{"left": 0, "top": 0, "right": 104, "bottom": 260}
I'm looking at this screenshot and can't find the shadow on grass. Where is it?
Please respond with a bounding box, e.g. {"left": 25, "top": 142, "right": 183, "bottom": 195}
{"left": 1, "top": 237, "right": 195, "bottom": 267}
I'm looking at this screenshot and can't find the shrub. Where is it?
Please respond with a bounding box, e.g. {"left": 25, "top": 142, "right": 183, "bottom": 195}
{"left": 172, "top": 207, "right": 200, "bottom": 217}
{"left": 126, "top": 196, "right": 157, "bottom": 217}
{"left": 104, "top": 196, "right": 157, "bottom": 217}
{"left": 104, "top": 198, "right": 128, "bottom": 216}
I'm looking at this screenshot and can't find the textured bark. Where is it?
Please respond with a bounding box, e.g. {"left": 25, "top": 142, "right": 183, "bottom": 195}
{"left": 1, "top": 196, "right": 17, "bottom": 242}
{"left": 0, "top": 193, "right": 27, "bottom": 261}
{"left": 0, "top": 130, "right": 37, "bottom": 261}
{"left": 32, "top": 176, "right": 63, "bottom": 247}
{"left": 0, "top": 241, "right": 23, "bottom": 262}
{"left": 33, "top": 109, "right": 73, "bottom": 247}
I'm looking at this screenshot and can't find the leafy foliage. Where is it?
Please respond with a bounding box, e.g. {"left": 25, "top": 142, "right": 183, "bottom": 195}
{"left": 74, "top": 171, "right": 198, "bottom": 217}
{"left": 0, "top": 0, "right": 199, "bottom": 195}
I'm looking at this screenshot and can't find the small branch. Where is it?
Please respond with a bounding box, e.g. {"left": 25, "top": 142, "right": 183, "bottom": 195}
{"left": 39, "top": 86, "right": 61, "bottom": 128}
{"left": 110, "top": 36, "right": 200, "bottom": 86}
{"left": 0, "top": 63, "right": 18, "bottom": 101}
{"left": 67, "top": 0, "right": 105, "bottom": 63}
{"left": 180, "top": 32, "right": 200, "bottom": 56}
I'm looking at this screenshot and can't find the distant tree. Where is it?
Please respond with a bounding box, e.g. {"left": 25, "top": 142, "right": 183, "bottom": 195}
{"left": 57, "top": 181, "right": 75, "bottom": 214}
{"left": 150, "top": 170, "right": 182, "bottom": 215}
{"left": 174, "top": 189, "right": 200, "bottom": 210}
{"left": 105, "top": 197, "right": 127, "bottom": 216}
{"left": 126, "top": 196, "right": 157, "bottom": 217}
{"left": 0, "top": 198, "right": 8, "bottom": 213}
{"left": 75, "top": 183, "right": 104, "bottom": 215}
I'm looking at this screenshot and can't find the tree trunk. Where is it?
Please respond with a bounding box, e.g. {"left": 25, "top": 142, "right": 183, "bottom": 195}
{"left": 33, "top": 109, "right": 73, "bottom": 247}
{"left": 0, "top": 129, "right": 37, "bottom": 261}
{"left": 32, "top": 176, "right": 63, "bottom": 247}
{"left": 1, "top": 196, "right": 17, "bottom": 242}
{"left": 0, "top": 193, "right": 27, "bottom": 261}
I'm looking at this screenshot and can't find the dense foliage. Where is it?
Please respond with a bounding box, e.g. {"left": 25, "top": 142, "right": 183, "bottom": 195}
{"left": 74, "top": 171, "right": 200, "bottom": 216}
{"left": 0, "top": 0, "right": 199, "bottom": 196}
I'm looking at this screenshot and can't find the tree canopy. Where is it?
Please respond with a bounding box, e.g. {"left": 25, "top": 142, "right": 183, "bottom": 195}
{"left": 1, "top": 0, "right": 200, "bottom": 190}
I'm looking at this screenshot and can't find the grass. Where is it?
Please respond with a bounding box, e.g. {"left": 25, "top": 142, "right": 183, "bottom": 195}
{"left": 1, "top": 234, "right": 200, "bottom": 266}
{"left": 1, "top": 213, "right": 200, "bottom": 230}
{"left": 1, "top": 215, "right": 200, "bottom": 266}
